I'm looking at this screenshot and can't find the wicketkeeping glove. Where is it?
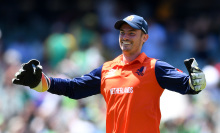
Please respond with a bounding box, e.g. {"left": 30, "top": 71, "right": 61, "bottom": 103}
{"left": 12, "top": 59, "right": 50, "bottom": 92}
{"left": 184, "top": 58, "right": 206, "bottom": 91}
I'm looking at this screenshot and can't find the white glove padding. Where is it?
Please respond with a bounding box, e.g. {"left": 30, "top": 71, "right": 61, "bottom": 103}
{"left": 187, "top": 58, "right": 206, "bottom": 91}
{"left": 189, "top": 68, "right": 206, "bottom": 91}
{"left": 32, "top": 73, "right": 51, "bottom": 92}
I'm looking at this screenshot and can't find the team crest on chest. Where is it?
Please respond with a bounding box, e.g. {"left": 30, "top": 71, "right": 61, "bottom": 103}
{"left": 136, "top": 66, "right": 146, "bottom": 76}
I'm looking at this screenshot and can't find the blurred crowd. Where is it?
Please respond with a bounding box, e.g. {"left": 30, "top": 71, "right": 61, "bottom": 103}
{"left": 0, "top": 0, "right": 220, "bottom": 132}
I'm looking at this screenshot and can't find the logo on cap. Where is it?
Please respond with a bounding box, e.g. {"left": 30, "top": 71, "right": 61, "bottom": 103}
{"left": 126, "top": 15, "right": 134, "bottom": 21}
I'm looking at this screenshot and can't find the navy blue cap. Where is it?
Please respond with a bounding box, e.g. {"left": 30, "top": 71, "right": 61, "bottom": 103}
{"left": 114, "top": 15, "right": 148, "bottom": 34}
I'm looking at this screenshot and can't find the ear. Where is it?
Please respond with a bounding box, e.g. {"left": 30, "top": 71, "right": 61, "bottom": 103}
{"left": 143, "top": 34, "right": 149, "bottom": 42}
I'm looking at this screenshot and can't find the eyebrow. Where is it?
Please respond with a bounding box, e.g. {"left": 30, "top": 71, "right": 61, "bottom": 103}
{"left": 119, "top": 29, "right": 137, "bottom": 32}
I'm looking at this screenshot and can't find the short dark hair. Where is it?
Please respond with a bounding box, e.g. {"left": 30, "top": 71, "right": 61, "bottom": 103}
{"left": 141, "top": 31, "right": 146, "bottom": 36}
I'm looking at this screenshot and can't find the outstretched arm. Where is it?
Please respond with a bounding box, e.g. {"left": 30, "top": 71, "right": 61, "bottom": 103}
{"left": 155, "top": 58, "right": 206, "bottom": 95}
{"left": 48, "top": 66, "right": 102, "bottom": 99}
{"left": 12, "top": 59, "right": 103, "bottom": 99}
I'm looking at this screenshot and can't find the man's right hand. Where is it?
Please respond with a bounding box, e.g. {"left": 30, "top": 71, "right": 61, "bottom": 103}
{"left": 12, "top": 59, "right": 42, "bottom": 88}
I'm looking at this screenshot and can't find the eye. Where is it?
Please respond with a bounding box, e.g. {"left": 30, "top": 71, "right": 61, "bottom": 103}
{"left": 120, "top": 32, "right": 125, "bottom": 35}
{"left": 130, "top": 32, "right": 135, "bottom": 35}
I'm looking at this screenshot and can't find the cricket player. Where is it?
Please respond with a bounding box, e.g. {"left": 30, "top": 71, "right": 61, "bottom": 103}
{"left": 12, "top": 15, "right": 206, "bottom": 133}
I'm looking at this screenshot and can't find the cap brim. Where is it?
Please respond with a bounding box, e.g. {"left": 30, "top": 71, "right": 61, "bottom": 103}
{"left": 114, "top": 20, "right": 140, "bottom": 30}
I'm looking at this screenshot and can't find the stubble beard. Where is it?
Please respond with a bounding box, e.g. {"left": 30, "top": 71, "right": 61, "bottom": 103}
{"left": 120, "top": 40, "right": 133, "bottom": 52}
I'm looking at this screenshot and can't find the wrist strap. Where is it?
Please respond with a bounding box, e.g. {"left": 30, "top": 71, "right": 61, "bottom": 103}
{"left": 32, "top": 73, "right": 51, "bottom": 92}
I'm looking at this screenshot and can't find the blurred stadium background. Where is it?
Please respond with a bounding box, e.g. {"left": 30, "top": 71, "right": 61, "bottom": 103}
{"left": 0, "top": 0, "right": 220, "bottom": 132}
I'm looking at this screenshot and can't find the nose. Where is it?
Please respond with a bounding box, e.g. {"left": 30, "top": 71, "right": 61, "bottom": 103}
{"left": 121, "top": 33, "right": 129, "bottom": 40}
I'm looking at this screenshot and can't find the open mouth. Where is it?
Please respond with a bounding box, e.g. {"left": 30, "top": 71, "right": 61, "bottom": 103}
{"left": 121, "top": 41, "right": 132, "bottom": 45}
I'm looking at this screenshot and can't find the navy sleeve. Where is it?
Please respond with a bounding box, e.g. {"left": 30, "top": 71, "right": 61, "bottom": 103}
{"left": 155, "top": 60, "right": 200, "bottom": 95}
{"left": 48, "top": 65, "right": 103, "bottom": 99}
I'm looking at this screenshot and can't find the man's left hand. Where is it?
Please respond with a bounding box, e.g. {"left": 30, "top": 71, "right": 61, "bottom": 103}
{"left": 184, "top": 58, "right": 206, "bottom": 91}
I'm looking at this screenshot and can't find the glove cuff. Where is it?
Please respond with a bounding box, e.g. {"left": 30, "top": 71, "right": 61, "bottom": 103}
{"left": 189, "top": 78, "right": 195, "bottom": 90}
{"left": 31, "top": 73, "right": 51, "bottom": 92}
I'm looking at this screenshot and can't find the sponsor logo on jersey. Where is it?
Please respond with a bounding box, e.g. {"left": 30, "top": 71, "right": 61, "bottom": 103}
{"left": 136, "top": 66, "right": 146, "bottom": 76}
{"left": 110, "top": 87, "right": 133, "bottom": 95}
{"left": 106, "top": 69, "right": 117, "bottom": 78}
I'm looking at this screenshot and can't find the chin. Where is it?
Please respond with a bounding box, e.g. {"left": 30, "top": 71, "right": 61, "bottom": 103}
{"left": 121, "top": 47, "right": 129, "bottom": 51}
{"left": 122, "top": 49, "right": 131, "bottom": 53}
{"left": 121, "top": 46, "right": 131, "bottom": 50}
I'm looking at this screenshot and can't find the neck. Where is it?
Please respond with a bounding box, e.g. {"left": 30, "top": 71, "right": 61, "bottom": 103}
{"left": 122, "top": 52, "right": 141, "bottom": 64}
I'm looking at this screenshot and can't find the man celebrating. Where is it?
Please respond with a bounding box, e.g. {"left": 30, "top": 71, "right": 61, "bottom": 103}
{"left": 13, "top": 15, "right": 206, "bottom": 133}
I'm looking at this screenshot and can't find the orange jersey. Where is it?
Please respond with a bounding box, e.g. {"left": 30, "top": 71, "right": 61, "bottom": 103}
{"left": 49, "top": 53, "right": 198, "bottom": 132}
{"left": 101, "top": 53, "right": 164, "bottom": 133}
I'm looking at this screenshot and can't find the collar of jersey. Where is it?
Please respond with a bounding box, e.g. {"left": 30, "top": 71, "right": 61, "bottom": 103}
{"left": 113, "top": 52, "right": 147, "bottom": 65}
